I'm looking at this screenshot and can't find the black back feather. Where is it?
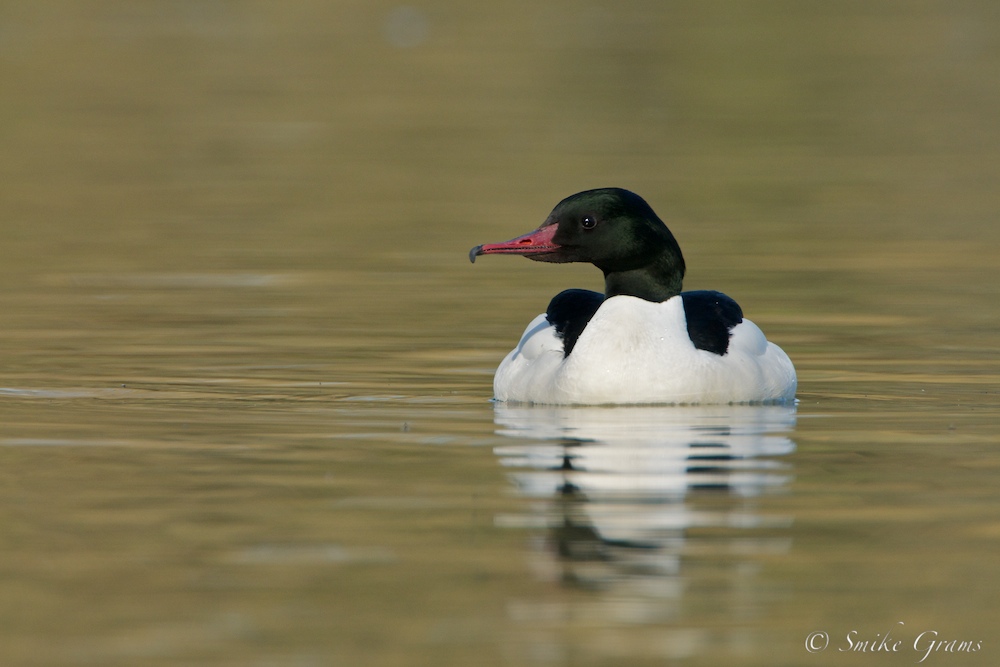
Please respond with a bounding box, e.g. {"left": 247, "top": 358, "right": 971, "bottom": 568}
{"left": 680, "top": 290, "right": 743, "bottom": 355}
{"left": 545, "top": 289, "right": 605, "bottom": 358}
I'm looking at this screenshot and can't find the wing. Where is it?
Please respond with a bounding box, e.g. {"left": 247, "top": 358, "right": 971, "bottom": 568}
{"left": 545, "top": 289, "right": 605, "bottom": 358}
{"left": 680, "top": 290, "right": 744, "bottom": 355}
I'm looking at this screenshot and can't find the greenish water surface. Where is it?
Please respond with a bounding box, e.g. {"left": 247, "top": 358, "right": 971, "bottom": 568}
{"left": 1, "top": 2, "right": 999, "bottom": 665}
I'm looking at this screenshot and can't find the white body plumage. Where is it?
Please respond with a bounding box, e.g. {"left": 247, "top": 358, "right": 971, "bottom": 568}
{"left": 494, "top": 295, "right": 796, "bottom": 405}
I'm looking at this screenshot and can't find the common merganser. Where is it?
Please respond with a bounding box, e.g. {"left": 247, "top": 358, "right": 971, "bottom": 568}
{"left": 470, "top": 188, "right": 796, "bottom": 405}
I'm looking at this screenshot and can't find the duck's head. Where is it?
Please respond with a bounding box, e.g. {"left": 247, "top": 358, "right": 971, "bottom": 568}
{"left": 470, "top": 188, "right": 686, "bottom": 301}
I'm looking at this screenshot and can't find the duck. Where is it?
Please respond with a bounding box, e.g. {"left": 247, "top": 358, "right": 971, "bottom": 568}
{"left": 469, "top": 187, "right": 796, "bottom": 405}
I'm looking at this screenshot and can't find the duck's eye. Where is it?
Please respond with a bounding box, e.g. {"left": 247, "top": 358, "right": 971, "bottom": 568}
{"left": 581, "top": 215, "right": 597, "bottom": 230}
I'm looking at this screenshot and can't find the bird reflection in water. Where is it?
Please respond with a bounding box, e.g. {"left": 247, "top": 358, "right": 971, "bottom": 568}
{"left": 493, "top": 404, "right": 796, "bottom": 600}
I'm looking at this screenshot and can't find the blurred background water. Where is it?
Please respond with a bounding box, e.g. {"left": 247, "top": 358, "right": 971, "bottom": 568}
{"left": 1, "top": 2, "right": 999, "bottom": 665}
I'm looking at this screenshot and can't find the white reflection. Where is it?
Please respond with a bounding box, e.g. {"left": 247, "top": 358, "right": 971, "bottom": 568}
{"left": 493, "top": 404, "right": 796, "bottom": 634}
{"left": 495, "top": 404, "right": 795, "bottom": 500}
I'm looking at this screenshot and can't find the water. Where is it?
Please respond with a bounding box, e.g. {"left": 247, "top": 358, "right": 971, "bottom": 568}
{"left": 2, "top": 2, "right": 999, "bottom": 665}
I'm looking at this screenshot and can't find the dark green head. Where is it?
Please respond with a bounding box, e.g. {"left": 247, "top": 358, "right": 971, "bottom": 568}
{"left": 471, "top": 188, "right": 686, "bottom": 302}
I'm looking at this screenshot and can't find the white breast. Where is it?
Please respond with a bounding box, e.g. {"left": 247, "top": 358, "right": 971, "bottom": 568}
{"left": 493, "top": 295, "right": 796, "bottom": 405}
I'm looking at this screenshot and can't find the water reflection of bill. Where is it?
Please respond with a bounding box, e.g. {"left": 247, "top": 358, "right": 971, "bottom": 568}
{"left": 494, "top": 404, "right": 796, "bottom": 621}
